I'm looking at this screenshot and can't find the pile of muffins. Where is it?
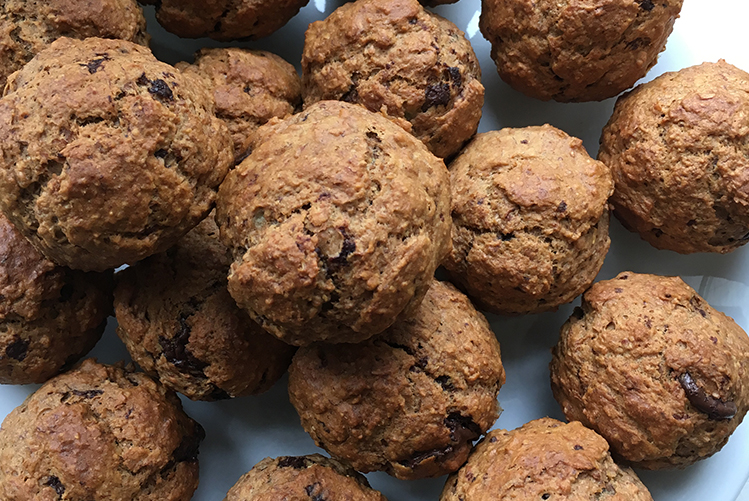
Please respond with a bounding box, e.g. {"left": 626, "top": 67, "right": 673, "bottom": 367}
{"left": 0, "top": 0, "right": 748, "bottom": 500}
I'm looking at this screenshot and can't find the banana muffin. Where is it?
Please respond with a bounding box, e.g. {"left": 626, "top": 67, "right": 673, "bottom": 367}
{"left": 224, "top": 454, "right": 387, "bottom": 501}
{"left": 288, "top": 280, "right": 505, "bottom": 480}
{"left": 0, "top": 37, "right": 233, "bottom": 271}
{"left": 550, "top": 272, "right": 749, "bottom": 469}
{"left": 0, "top": 0, "right": 148, "bottom": 89}
{"left": 0, "top": 213, "right": 112, "bottom": 384}
{"left": 0, "top": 359, "right": 205, "bottom": 500}
{"left": 141, "top": 0, "right": 309, "bottom": 41}
{"left": 444, "top": 125, "right": 613, "bottom": 315}
{"left": 114, "top": 215, "right": 296, "bottom": 401}
{"left": 599, "top": 60, "right": 749, "bottom": 253}
{"left": 176, "top": 48, "right": 302, "bottom": 161}
{"left": 479, "top": 0, "right": 683, "bottom": 102}
{"left": 216, "top": 100, "right": 451, "bottom": 346}
{"left": 302, "top": 0, "right": 484, "bottom": 158}
{"left": 441, "top": 418, "right": 653, "bottom": 500}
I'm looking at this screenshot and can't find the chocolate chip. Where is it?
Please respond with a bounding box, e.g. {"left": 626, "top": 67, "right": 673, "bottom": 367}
{"left": 159, "top": 314, "right": 209, "bottom": 378}
{"left": 305, "top": 482, "right": 327, "bottom": 501}
{"left": 328, "top": 229, "right": 356, "bottom": 270}
{"left": 637, "top": 0, "right": 654, "bottom": 10}
{"left": 173, "top": 422, "right": 206, "bottom": 463}
{"left": 573, "top": 444, "right": 583, "bottom": 450}
{"left": 154, "top": 149, "right": 168, "bottom": 158}
{"left": 44, "top": 476, "right": 65, "bottom": 497}
{"left": 557, "top": 201, "right": 567, "bottom": 213}
{"left": 278, "top": 456, "right": 308, "bottom": 469}
{"left": 136, "top": 73, "right": 174, "bottom": 101}
{"left": 689, "top": 296, "right": 708, "bottom": 317}
{"left": 444, "top": 412, "right": 481, "bottom": 443}
{"left": 81, "top": 55, "right": 110, "bottom": 74}
{"left": 5, "top": 337, "right": 29, "bottom": 361}
{"left": 398, "top": 444, "right": 454, "bottom": 469}
{"left": 422, "top": 82, "right": 451, "bottom": 111}
{"left": 448, "top": 67, "right": 462, "bottom": 89}
{"left": 71, "top": 389, "right": 103, "bottom": 399}
{"left": 678, "top": 371, "right": 737, "bottom": 420}
{"left": 147, "top": 79, "right": 174, "bottom": 101}
{"left": 542, "top": 494, "right": 550, "bottom": 500}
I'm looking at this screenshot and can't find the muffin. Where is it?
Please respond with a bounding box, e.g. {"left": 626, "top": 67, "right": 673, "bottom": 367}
{"left": 441, "top": 418, "right": 653, "bottom": 500}
{"left": 445, "top": 125, "right": 613, "bottom": 315}
{"left": 176, "top": 48, "right": 302, "bottom": 161}
{"left": 550, "top": 272, "right": 749, "bottom": 469}
{"left": 0, "top": 359, "right": 205, "bottom": 500}
{"left": 0, "top": 37, "right": 233, "bottom": 271}
{"left": 224, "top": 454, "right": 387, "bottom": 501}
{"left": 479, "top": 0, "right": 683, "bottom": 102}
{"left": 0, "top": 213, "right": 112, "bottom": 384}
{"left": 114, "top": 215, "right": 297, "bottom": 401}
{"left": 288, "top": 280, "right": 505, "bottom": 480}
{"left": 216, "top": 100, "right": 451, "bottom": 345}
{"left": 0, "top": 0, "right": 148, "bottom": 89}
{"left": 302, "top": 0, "right": 484, "bottom": 158}
{"left": 142, "top": 0, "right": 309, "bottom": 41}
{"left": 599, "top": 60, "right": 749, "bottom": 253}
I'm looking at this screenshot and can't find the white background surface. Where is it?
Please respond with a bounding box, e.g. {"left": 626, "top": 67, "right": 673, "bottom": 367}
{"left": 2, "top": 1, "right": 749, "bottom": 500}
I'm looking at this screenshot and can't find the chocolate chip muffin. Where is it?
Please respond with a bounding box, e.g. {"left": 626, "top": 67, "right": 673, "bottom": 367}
{"left": 444, "top": 125, "right": 613, "bottom": 315}
{"left": 479, "top": 0, "right": 683, "bottom": 102}
{"left": 302, "top": 0, "right": 484, "bottom": 158}
{"left": 550, "top": 272, "right": 749, "bottom": 469}
{"left": 0, "top": 37, "right": 233, "bottom": 272}
{"left": 0, "top": 0, "right": 148, "bottom": 89}
{"left": 288, "top": 280, "right": 505, "bottom": 480}
{"left": 216, "top": 100, "right": 451, "bottom": 346}
{"left": 142, "top": 0, "right": 309, "bottom": 41}
{"left": 0, "top": 359, "right": 205, "bottom": 500}
{"left": 0, "top": 214, "right": 112, "bottom": 384}
{"left": 176, "top": 48, "right": 302, "bottom": 162}
{"left": 599, "top": 60, "right": 749, "bottom": 253}
{"left": 224, "top": 454, "right": 387, "bottom": 501}
{"left": 114, "top": 214, "right": 296, "bottom": 401}
{"left": 441, "top": 418, "right": 653, "bottom": 501}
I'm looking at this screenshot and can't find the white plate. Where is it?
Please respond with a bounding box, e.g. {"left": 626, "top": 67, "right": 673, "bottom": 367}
{"left": 2, "top": 1, "right": 749, "bottom": 500}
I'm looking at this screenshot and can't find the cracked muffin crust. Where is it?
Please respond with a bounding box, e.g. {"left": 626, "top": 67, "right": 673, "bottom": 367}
{"left": 114, "top": 215, "right": 296, "bottom": 401}
{"left": 302, "top": 0, "right": 484, "bottom": 158}
{"left": 288, "top": 280, "right": 505, "bottom": 480}
{"left": 441, "top": 418, "right": 653, "bottom": 501}
{"left": 216, "top": 100, "right": 451, "bottom": 346}
{"left": 444, "top": 125, "right": 613, "bottom": 315}
{"left": 0, "top": 359, "right": 205, "bottom": 500}
{"left": 0, "top": 213, "right": 112, "bottom": 384}
{"left": 479, "top": 0, "right": 683, "bottom": 102}
{"left": 0, "top": 0, "right": 148, "bottom": 89}
{"left": 599, "top": 60, "right": 749, "bottom": 254}
{"left": 224, "top": 454, "right": 387, "bottom": 501}
{"left": 0, "top": 37, "right": 233, "bottom": 272}
{"left": 141, "top": 0, "right": 309, "bottom": 41}
{"left": 550, "top": 272, "right": 749, "bottom": 469}
{"left": 176, "top": 48, "right": 302, "bottom": 162}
